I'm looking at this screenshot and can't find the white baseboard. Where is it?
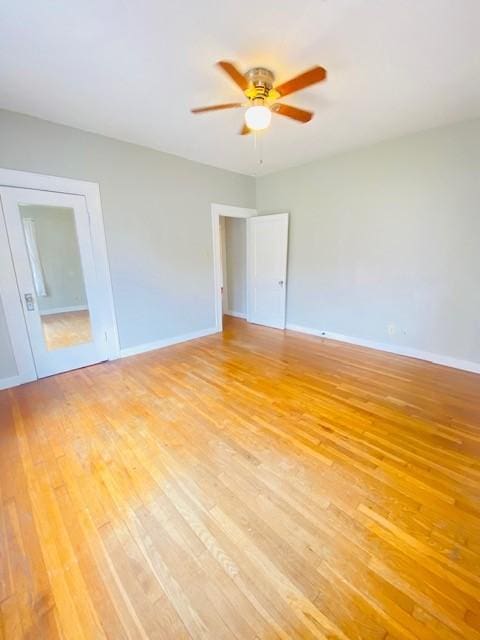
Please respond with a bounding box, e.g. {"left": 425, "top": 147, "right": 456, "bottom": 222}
{"left": 40, "top": 305, "right": 88, "bottom": 316}
{"left": 286, "top": 323, "right": 480, "bottom": 375}
{"left": 0, "top": 371, "right": 37, "bottom": 392}
{"left": 120, "top": 327, "right": 218, "bottom": 358}
{"left": 225, "top": 310, "right": 247, "bottom": 319}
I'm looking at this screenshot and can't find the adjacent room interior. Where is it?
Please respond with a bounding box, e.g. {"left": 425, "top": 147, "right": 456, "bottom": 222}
{"left": 220, "top": 215, "right": 247, "bottom": 322}
{"left": 0, "top": 2, "right": 479, "bottom": 638}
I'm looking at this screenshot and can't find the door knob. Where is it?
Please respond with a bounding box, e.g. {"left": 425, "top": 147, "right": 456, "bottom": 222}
{"left": 278, "top": 280, "right": 284, "bottom": 286}
{"left": 24, "top": 293, "right": 35, "bottom": 311}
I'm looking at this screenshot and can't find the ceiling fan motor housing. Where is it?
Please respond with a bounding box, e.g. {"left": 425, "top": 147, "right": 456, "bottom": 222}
{"left": 245, "top": 67, "right": 275, "bottom": 103}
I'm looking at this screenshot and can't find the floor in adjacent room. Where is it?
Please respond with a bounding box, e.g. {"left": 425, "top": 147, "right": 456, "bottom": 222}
{"left": 1, "top": 316, "right": 479, "bottom": 639}
{"left": 40, "top": 310, "right": 92, "bottom": 351}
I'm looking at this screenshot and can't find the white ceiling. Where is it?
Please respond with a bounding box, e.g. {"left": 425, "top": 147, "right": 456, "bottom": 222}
{"left": 1, "top": 1, "right": 479, "bottom": 176}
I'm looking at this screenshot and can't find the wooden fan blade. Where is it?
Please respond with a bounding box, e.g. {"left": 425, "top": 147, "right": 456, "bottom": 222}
{"left": 239, "top": 124, "right": 251, "bottom": 135}
{"left": 275, "top": 66, "right": 326, "bottom": 97}
{"left": 217, "top": 61, "right": 248, "bottom": 92}
{"left": 191, "top": 102, "right": 243, "bottom": 114}
{"left": 272, "top": 103, "right": 314, "bottom": 123}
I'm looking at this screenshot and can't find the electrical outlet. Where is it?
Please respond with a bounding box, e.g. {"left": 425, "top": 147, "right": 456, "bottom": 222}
{"left": 387, "top": 323, "right": 396, "bottom": 336}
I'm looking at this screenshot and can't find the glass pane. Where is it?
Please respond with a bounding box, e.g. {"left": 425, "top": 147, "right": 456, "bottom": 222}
{"left": 19, "top": 204, "right": 93, "bottom": 351}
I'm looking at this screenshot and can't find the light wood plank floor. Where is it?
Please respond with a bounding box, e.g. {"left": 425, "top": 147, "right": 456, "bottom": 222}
{"left": 1, "top": 316, "right": 480, "bottom": 639}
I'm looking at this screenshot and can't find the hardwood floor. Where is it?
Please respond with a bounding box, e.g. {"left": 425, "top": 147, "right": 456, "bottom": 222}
{"left": 1, "top": 316, "right": 480, "bottom": 639}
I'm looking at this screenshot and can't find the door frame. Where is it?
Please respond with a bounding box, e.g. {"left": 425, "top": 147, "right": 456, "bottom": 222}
{"left": 211, "top": 203, "right": 257, "bottom": 333}
{"left": 0, "top": 168, "right": 120, "bottom": 389}
{"left": 218, "top": 216, "right": 229, "bottom": 315}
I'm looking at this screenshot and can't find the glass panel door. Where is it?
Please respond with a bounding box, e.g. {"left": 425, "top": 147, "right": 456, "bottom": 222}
{"left": 0, "top": 187, "right": 108, "bottom": 378}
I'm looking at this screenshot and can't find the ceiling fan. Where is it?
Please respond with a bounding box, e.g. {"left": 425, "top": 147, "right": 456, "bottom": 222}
{"left": 191, "top": 61, "right": 327, "bottom": 134}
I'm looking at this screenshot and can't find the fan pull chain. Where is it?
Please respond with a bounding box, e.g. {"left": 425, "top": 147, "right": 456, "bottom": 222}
{"left": 253, "top": 131, "right": 264, "bottom": 166}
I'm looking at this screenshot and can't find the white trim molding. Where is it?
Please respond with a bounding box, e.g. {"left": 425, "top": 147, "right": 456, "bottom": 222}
{"left": 39, "top": 305, "right": 88, "bottom": 316}
{"left": 225, "top": 310, "right": 247, "bottom": 320}
{"left": 286, "top": 323, "right": 480, "bottom": 375}
{"left": 120, "top": 327, "right": 217, "bottom": 358}
{"left": 211, "top": 203, "right": 257, "bottom": 219}
{"left": 211, "top": 202, "right": 257, "bottom": 334}
{"left": 0, "top": 372, "right": 37, "bottom": 392}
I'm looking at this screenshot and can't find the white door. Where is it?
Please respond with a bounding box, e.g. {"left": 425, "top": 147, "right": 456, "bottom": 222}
{"left": 247, "top": 213, "right": 289, "bottom": 329}
{"left": 0, "top": 187, "right": 108, "bottom": 378}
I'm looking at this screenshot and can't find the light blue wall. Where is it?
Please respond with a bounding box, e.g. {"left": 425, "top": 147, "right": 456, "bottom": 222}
{"left": 1, "top": 111, "right": 479, "bottom": 382}
{"left": 0, "top": 109, "right": 255, "bottom": 375}
{"left": 257, "top": 118, "right": 480, "bottom": 364}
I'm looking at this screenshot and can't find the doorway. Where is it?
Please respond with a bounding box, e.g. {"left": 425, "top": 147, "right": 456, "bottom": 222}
{"left": 219, "top": 215, "right": 248, "bottom": 322}
{"left": 0, "top": 170, "right": 119, "bottom": 386}
{"left": 211, "top": 203, "right": 289, "bottom": 332}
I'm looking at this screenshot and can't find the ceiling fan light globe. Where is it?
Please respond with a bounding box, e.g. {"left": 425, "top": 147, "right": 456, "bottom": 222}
{"left": 245, "top": 106, "right": 271, "bottom": 131}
